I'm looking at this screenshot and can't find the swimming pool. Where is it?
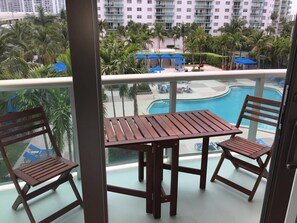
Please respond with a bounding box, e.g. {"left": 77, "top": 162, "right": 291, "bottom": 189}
{"left": 147, "top": 86, "right": 282, "bottom": 131}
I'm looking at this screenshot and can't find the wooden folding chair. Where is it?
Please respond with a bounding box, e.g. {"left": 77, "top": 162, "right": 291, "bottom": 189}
{"left": 0, "top": 107, "right": 83, "bottom": 223}
{"left": 211, "top": 95, "right": 281, "bottom": 201}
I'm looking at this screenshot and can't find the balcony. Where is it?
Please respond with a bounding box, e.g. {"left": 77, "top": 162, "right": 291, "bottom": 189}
{"left": 105, "top": 18, "right": 124, "bottom": 23}
{"left": 104, "top": 11, "right": 124, "bottom": 15}
{"left": 194, "top": 18, "right": 212, "bottom": 23}
{"left": 155, "top": 19, "right": 174, "bottom": 23}
{"left": 104, "top": 3, "right": 124, "bottom": 7}
{"left": 0, "top": 69, "right": 286, "bottom": 222}
{"left": 195, "top": 4, "right": 213, "bottom": 9}
{"left": 195, "top": 12, "right": 213, "bottom": 16}
{"left": 155, "top": 11, "right": 174, "bottom": 16}
{"left": 155, "top": 4, "right": 175, "bottom": 9}
{"left": 232, "top": 12, "right": 242, "bottom": 16}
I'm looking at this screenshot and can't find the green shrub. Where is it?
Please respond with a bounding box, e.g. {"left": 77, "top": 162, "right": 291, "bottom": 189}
{"left": 137, "top": 83, "right": 152, "bottom": 93}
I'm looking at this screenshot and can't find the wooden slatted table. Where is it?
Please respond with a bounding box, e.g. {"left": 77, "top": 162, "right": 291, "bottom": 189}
{"left": 104, "top": 110, "right": 241, "bottom": 219}
{"left": 104, "top": 115, "right": 179, "bottom": 219}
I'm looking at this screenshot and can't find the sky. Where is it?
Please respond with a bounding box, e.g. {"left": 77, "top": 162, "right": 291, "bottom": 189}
{"left": 292, "top": 0, "right": 297, "bottom": 15}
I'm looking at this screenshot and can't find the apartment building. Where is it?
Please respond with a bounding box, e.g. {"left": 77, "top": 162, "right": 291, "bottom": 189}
{"left": 97, "top": 0, "right": 292, "bottom": 35}
{"left": 0, "top": 0, "right": 65, "bottom": 14}
{"left": 0, "top": 0, "right": 292, "bottom": 35}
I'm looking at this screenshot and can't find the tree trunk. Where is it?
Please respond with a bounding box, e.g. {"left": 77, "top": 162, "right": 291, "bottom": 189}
{"left": 121, "top": 96, "right": 125, "bottom": 117}
{"left": 133, "top": 84, "right": 138, "bottom": 115}
{"left": 110, "top": 87, "right": 116, "bottom": 117}
{"left": 67, "top": 129, "right": 73, "bottom": 161}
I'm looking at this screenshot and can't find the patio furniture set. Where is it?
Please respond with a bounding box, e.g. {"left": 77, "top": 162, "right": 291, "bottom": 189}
{"left": 0, "top": 95, "right": 280, "bottom": 222}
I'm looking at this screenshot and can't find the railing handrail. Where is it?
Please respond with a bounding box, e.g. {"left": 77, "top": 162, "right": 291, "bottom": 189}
{"left": 0, "top": 69, "right": 287, "bottom": 91}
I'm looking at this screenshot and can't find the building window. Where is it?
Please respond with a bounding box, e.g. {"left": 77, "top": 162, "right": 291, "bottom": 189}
{"left": 225, "top": 8, "right": 229, "bottom": 12}
{"left": 261, "top": 23, "right": 264, "bottom": 27}
{"left": 177, "top": 0, "right": 182, "bottom": 3}
{"left": 147, "top": 22, "right": 152, "bottom": 26}
{"left": 263, "top": 9, "right": 266, "bottom": 13}
{"left": 244, "top": 1, "right": 248, "bottom": 5}
{"left": 214, "top": 15, "right": 219, "bottom": 19}
{"left": 127, "top": 15, "right": 132, "bottom": 19}
{"left": 186, "top": 15, "right": 191, "bottom": 19}
{"left": 137, "top": 0, "right": 142, "bottom": 3}
{"left": 213, "top": 30, "right": 218, "bottom": 33}
{"left": 177, "top": 8, "right": 181, "bottom": 12}
{"left": 187, "top": 8, "right": 191, "bottom": 12}
{"left": 187, "top": 1, "right": 191, "bottom": 4}
{"left": 242, "top": 16, "right": 247, "bottom": 19}
{"left": 177, "top": 15, "right": 181, "bottom": 19}
{"left": 243, "top": 9, "right": 247, "bottom": 12}
{"left": 137, "top": 7, "right": 142, "bottom": 11}
{"left": 137, "top": 15, "right": 142, "bottom": 19}
{"left": 224, "top": 15, "right": 229, "bottom": 19}
{"left": 224, "top": 22, "right": 228, "bottom": 26}
{"left": 214, "top": 22, "right": 218, "bottom": 26}
{"left": 262, "top": 16, "right": 266, "bottom": 20}
{"left": 147, "top": 8, "right": 152, "bottom": 11}
{"left": 98, "top": 14, "right": 101, "bottom": 18}
{"left": 176, "top": 22, "right": 181, "bottom": 26}
{"left": 98, "top": 7, "right": 100, "bottom": 10}
{"left": 127, "top": 0, "right": 132, "bottom": 3}
{"left": 215, "top": 8, "right": 219, "bottom": 12}
{"left": 148, "top": 0, "right": 152, "bottom": 3}
{"left": 215, "top": 1, "right": 220, "bottom": 5}
{"left": 147, "top": 15, "right": 152, "bottom": 19}
{"left": 226, "top": 1, "right": 230, "bottom": 5}
{"left": 127, "top": 7, "right": 132, "bottom": 11}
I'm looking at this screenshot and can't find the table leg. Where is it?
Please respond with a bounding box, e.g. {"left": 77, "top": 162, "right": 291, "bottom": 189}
{"left": 138, "top": 151, "right": 144, "bottom": 182}
{"left": 153, "top": 143, "right": 162, "bottom": 219}
{"left": 170, "top": 141, "right": 179, "bottom": 216}
{"left": 146, "top": 149, "right": 153, "bottom": 214}
{"left": 200, "top": 137, "right": 209, "bottom": 189}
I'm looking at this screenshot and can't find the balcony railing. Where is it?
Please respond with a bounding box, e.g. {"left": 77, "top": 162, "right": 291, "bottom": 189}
{"left": 0, "top": 69, "right": 286, "bottom": 184}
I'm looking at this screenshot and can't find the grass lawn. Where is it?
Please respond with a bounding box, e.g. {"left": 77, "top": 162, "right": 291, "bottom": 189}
{"left": 0, "top": 143, "right": 27, "bottom": 183}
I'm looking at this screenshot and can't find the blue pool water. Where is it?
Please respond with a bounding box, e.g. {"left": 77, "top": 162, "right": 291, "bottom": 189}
{"left": 147, "top": 86, "right": 282, "bottom": 131}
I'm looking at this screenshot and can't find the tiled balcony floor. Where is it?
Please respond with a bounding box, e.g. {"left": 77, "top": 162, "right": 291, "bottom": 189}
{"left": 0, "top": 154, "right": 266, "bottom": 223}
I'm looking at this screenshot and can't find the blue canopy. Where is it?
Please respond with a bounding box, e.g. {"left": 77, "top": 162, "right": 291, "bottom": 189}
{"left": 147, "top": 54, "right": 160, "bottom": 59}
{"left": 175, "top": 59, "right": 186, "bottom": 64}
{"left": 233, "top": 57, "right": 257, "bottom": 65}
{"left": 149, "top": 66, "right": 165, "bottom": 72}
{"left": 51, "top": 62, "right": 67, "bottom": 72}
{"left": 171, "top": 54, "right": 184, "bottom": 59}
{"left": 160, "top": 54, "right": 171, "bottom": 59}
{"left": 135, "top": 54, "right": 145, "bottom": 59}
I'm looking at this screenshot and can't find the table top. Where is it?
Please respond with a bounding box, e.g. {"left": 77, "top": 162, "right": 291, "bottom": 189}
{"left": 104, "top": 110, "right": 242, "bottom": 147}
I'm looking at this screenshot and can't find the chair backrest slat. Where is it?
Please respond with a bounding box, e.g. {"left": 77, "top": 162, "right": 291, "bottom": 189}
{"left": 236, "top": 95, "right": 281, "bottom": 129}
{"left": 0, "top": 107, "right": 61, "bottom": 156}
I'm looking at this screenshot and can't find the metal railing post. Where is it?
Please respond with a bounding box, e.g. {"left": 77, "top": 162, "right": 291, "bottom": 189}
{"left": 248, "top": 77, "right": 265, "bottom": 141}
{"left": 69, "top": 87, "right": 81, "bottom": 179}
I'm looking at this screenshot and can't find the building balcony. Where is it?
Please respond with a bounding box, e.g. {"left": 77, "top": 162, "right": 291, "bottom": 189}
{"left": 232, "top": 5, "right": 242, "bottom": 9}
{"left": 232, "top": 12, "right": 242, "bottom": 16}
{"left": 194, "top": 18, "right": 212, "bottom": 23}
{"left": 155, "top": 4, "right": 175, "bottom": 9}
{"left": 155, "top": 11, "right": 174, "bottom": 16}
{"left": 102, "top": 18, "right": 125, "bottom": 23}
{"left": 155, "top": 19, "right": 174, "bottom": 23}
{"left": 195, "top": 12, "right": 213, "bottom": 16}
{"left": 195, "top": 4, "right": 213, "bottom": 9}
{"left": 104, "top": 3, "right": 124, "bottom": 7}
{"left": 251, "top": 4, "right": 264, "bottom": 9}
{"left": 104, "top": 11, "right": 124, "bottom": 15}
{"left": 0, "top": 69, "right": 286, "bottom": 222}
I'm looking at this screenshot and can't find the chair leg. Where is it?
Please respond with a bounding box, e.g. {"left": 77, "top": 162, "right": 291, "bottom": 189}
{"left": 68, "top": 174, "right": 83, "bottom": 207}
{"left": 52, "top": 172, "right": 69, "bottom": 191}
{"left": 138, "top": 151, "right": 144, "bottom": 182}
{"left": 12, "top": 183, "right": 30, "bottom": 210}
{"left": 211, "top": 153, "right": 225, "bottom": 182}
{"left": 256, "top": 157, "right": 269, "bottom": 179}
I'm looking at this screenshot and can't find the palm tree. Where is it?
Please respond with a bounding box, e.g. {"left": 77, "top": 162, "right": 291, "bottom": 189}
{"left": 247, "top": 30, "right": 272, "bottom": 68}
{"left": 177, "top": 23, "right": 191, "bottom": 52}
{"left": 153, "top": 23, "right": 166, "bottom": 49}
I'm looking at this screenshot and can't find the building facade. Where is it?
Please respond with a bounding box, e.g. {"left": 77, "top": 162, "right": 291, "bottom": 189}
{"left": 97, "top": 0, "right": 292, "bottom": 35}
{"left": 0, "top": 0, "right": 292, "bottom": 35}
{"left": 0, "top": 0, "right": 65, "bottom": 14}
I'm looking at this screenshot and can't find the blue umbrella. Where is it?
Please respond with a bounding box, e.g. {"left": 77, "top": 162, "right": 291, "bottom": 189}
{"left": 147, "top": 54, "right": 160, "bottom": 59}
{"left": 175, "top": 59, "right": 186, "bottom": 64}
{"left": 160, "top": 54, "right": 172, "bottom": 59}
{"left": 51, "top": 62, "right": 67, "bottom": 72}
{"left": 149, "top": 66, "right": 165, "bottom": 73}
{"left": 135, "top": 54, "right": 145, "bottom": 59}
{"left": 171, "top": 54, "right": 184, "bottom": 59}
